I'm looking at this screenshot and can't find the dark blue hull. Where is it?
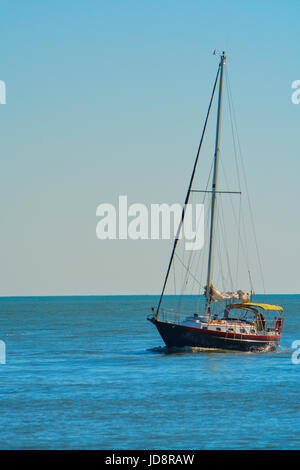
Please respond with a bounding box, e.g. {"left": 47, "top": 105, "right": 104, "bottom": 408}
{"left": 149, "top": 317, "right": 280, "bottom": 352}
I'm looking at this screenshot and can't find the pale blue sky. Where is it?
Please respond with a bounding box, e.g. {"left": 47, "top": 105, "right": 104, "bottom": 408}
{"left": 0, "top": 0, "right": 299, "bottom": 295}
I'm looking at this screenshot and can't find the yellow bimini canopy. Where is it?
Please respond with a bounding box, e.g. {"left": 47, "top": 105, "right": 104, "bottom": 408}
{"left": 228, "top": 302, "right": 283, "bottom": 312}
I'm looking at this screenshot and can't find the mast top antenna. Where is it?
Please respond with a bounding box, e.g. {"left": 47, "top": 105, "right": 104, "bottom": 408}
{"left": 213, "top": 49, "right": 226, "bottom": 62}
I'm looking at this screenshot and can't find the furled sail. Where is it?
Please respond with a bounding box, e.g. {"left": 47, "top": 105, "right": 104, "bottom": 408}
{"left": 205, "top": 284, "right": 251, "bottom": 303}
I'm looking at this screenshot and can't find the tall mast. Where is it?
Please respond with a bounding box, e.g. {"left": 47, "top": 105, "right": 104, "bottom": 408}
{"left": 205, "top": 50, "right": 226, "bottom": 317}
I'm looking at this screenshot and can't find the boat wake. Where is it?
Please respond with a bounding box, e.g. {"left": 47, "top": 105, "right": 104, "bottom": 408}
{"left": 148, "top": 345, "right": 240, "bottom": 355}
{"left": 147, "top": 344, "right": 286, "bottom": 355}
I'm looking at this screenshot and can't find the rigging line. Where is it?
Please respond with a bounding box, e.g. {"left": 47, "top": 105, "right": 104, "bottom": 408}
{"left": 235, "top": 196, "right": 242, "bottom": 287}
{"left": 176, "top": 205, "right": 199, "bottom": 310}
{"left": 215, "top": 80, "right": 246, "bottom": 277}
{"left": 191, "top": 202, "right": 206, "bottom": 295}
{"left": 176, "top": 232, "right": 187, "bottom": 312}
{"left": 215, "top": 216, "right": 224, "bottom": 290}
{"left": 225, "top": 67, "right": 266, "bottom": 294}
{"left": 200, "top": 196, "right": 212, "bottom": 282}
{"left": 176, "top": 216, "right": 207, "bottom": 303}
{"left": 175, "top": 205, "right": 197, "bottom": 309}
{"left": 180, "top": 198, "right": 199, "bottom": 292}
{"left": 181, "top": 193, "right": 206, "bottom": 296}
{"left": 173, "top": 258, "right": 176, "bottom": 296}
{"left": 248, "top": 269, "right": 255, "bottom": 296}
{"left": 180, "top": 252, "right": 192, "bottom": 294}
{"left": 224, "top": 71, "right": 249, "bottom": 257}
{"left": 218, "top": 105, "right": 251, "bottom": 279}
{"left": 196, "top": 196, "right": 212, "bottom": 314}
{"left": 191, "top": 190, "right": 241, "bottom": 194}
{"left": 219, "top": 156, "right": 248, "bottom": 271}
{"left": 179, "top": 218, "right": 202, "bottom": 299}
{"left": 191, "top": 250, "right": 203, "bottom": 295}
{"left": 155, "top": 64, "right": 221, "bottom": 317}
{"left": 225, "top": 68, "right": 242, "bottom": 192}
{"left": 174, "top": 253, "right": 203, "bottom": 287}
{"left": 216, "top": 92, "right": 241, "bottom": 225}
{"left": 190, "top": 225, "right": 205, "bottom": 295}
{"left": 177, "top": 216, "right": 194, "bottom": 307}
{"left": 237, "top": 200, "right": 251, "bottom": 272}
{"left": 191, "top": 158, "right": 215, "bottom": 305}
{"left": 218, "top": 195, "right": 234, "bottom": 290}
{"left": 217, "top": 203, "right": 230, "bottom": 291}
{"left": 230, "top": 207, "right": 251, "bottom": 280}
{"left": 225, "top": 69, "right": 243, "bottom": 287}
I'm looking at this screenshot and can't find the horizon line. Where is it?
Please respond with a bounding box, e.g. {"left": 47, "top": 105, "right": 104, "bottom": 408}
{"left": 0, "top": 293, "right": 298, "bottom": 299}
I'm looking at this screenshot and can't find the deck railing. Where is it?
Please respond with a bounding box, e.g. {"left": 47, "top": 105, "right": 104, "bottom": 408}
{"left": 149, "top": 306, "right": 283, "bottom": 333}
{"left": 151, "top": 307, "right": 207, "bottom": 325}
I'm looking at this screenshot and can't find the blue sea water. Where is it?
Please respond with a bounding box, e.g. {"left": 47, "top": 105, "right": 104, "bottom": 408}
{"left": 0, "top": 294, "right": 299, "bottom": 450}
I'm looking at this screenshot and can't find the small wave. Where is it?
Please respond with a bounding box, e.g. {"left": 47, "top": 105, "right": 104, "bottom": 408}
{"left": 146, "top": 346, "right": 169, "bottom": 354}
{"left": 273, "top": 347, "right": 293, "bottom": 354}
{"left": 146, "top": 345, "right": 226, "bottom": 355}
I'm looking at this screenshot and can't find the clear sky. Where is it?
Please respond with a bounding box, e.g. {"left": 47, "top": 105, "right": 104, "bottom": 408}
{"left": 0, "top": 0, "right": 299, "bottom": 296}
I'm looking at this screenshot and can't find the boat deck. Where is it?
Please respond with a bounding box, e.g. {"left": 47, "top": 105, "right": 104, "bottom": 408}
{"left": 180, "top": 316, "right": 280, "bottom": 338}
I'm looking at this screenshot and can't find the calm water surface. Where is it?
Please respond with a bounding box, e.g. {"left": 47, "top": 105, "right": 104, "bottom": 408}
{"left": 0, "top": 294, "right": 299, "bottom": 449}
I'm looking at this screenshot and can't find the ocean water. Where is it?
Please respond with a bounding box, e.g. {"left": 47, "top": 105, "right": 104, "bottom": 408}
{"left": 0, "top": 294, "right": 299, "bottom": 450}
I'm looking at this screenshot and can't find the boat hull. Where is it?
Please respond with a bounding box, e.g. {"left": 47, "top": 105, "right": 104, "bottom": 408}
{"left": 149, "top": 317, "right": 280, "bottom": 352}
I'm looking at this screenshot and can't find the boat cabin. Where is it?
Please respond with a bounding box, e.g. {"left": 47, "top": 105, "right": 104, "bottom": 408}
{"left": 180, "top": 302, "right": 284, "bottom": 337}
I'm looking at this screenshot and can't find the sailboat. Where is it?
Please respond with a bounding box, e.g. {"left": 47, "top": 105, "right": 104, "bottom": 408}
{"left": 148, "top": 51, "right": 284, "bottom": 352}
